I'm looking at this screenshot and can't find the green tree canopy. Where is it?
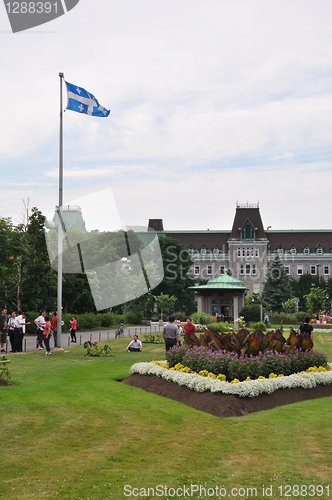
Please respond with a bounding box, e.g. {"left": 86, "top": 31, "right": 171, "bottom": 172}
{"left": 153, "top": 237, "right": 197, "bottom": 314}
{"left": 304, "top": 287, "right": 326, "bottom": 315}
{"left": 262, "top": 255, "right": 292, "bottom": 312}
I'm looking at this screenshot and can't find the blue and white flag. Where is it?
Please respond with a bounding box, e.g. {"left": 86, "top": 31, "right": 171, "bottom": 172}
{"left": 65, "top": 81, "right": 110, "bottom": 117}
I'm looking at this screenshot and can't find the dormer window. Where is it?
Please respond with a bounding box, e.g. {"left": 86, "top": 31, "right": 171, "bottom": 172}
{"left": 277, "top": 245, "right": 284, "bottom": 256}
{"left": 290, "top": 245, "right": 297, "bottom": 255}
{"left": 200, "top": 246, "right": 207, "bottom": 256}
{"left": 303, "top": 245, "right": 310, "bottom": 255}
{"left": 240, "top": 218, "right": 256, "bottom": 241}
{"left": 188, "top": 246, "right": 194, "bottom": 256}
{"left": 213, "top": 246, "right": 219, "bottom": 256}
{"left": 317, "top": 244, "right": 323, "bottom": 255}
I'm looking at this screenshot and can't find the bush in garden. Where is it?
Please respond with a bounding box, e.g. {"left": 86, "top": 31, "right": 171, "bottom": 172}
{"left": 124, "top": 311, "right": 143, "bottom": 325}
{"left": 191, "top": 312, "right": 214, "bottom": 325}
{"left": 240, "top": 304, "right": 261, "bottom": 322}
{"left": 250, "top": 321, "right": 267, "bottom": 331}
{"left": 205, "top": 322, "right": 234, "bottom": 334}
{"left": 295, "top": 311, "right": 310, "bottom": 323}
{"left": 166, "top": 345, "right": 188, "bottom": 367}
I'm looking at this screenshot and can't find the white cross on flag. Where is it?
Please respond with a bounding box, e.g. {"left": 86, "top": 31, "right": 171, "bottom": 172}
{"left": 65, "top": 81, "right": 110, "bottom": 117}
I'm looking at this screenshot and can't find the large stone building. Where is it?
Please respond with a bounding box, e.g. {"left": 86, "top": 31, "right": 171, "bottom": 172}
{"left": 149, "top": 203, "right": 332, "bottom": 314}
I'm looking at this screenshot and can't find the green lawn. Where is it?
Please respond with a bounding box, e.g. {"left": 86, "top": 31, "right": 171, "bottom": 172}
{"left": 1, "top": 335, "right": 332, "bottom": 499}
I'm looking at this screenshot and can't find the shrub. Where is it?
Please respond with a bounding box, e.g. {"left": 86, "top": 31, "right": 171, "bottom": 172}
{"left": 124, "top": 311, "right": 143, "bottom": 325}
{"left": 191, "top": 312, "right": 214, "bottom": 325}
{"left": 174, "top": 311, "right": 186, "bottom": 322}
{"left": 250, "top": 321, "right": 267, "bottom": 332}
{"left": 206, "top": 322, "right": 234, "bottom": 334}
{"left": 240, "top": 304, "right": 260, "bottom": 323}
{"left": 295, "top": 311, "right": 310, "bottom": 323}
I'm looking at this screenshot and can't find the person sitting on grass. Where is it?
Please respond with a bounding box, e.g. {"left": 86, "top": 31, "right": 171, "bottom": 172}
{"left": 126, "top": 335, "right": 142, "bottom": 352}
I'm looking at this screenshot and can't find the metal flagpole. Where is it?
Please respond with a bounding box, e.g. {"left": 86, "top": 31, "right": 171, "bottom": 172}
{"left": 57, "top": 72, "right": 64, "bottom": 349}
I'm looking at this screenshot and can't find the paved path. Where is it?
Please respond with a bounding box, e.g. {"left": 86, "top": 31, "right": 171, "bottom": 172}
{"left": 2, "top": 324, "right": 163, "bottom": 354}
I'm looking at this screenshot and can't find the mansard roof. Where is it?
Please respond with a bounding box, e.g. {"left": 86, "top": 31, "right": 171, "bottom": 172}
{"left": 165, "top": 230, "right": 230, "bottom": 252}
{"left": 229, "top": 204, "right": 266, "bottom": 241}
{"left": 267, "top": 230, "right": 332, "bottom": 253}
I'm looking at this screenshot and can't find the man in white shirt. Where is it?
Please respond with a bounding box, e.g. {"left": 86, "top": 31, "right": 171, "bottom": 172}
{"left": 34, "top": 310, "right": 46, "bottom": 349}
{"left": 126, "top": 335, "right": 142, "bottom": 352}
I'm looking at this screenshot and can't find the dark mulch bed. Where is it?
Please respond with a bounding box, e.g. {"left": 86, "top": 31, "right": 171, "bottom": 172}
{"left": 123, "top": 374, "right": 332, "bottom": 417}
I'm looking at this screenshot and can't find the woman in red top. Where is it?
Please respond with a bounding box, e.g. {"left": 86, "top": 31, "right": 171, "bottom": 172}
{"left": 43, "top": 316, "right": 52, "bottom": 356}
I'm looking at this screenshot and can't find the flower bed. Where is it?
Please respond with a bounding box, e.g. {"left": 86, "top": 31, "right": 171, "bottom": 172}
{"left": 130, "top": 360, "right": 332, "bottom": 398}
{"left": 166, "top": 345, "right": 328, "bottom": 381}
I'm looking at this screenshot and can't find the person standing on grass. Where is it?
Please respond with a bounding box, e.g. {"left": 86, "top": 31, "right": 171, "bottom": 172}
{"left": 43, "top": 315, "right": 52, "bottom": 356}
{"left": 176, "top": 320, "right": 183, "bottom": 346}
{"left": 70, "top": 316, "right": 77, "bottom": 343}
{"left": 52, "top": 312, "right": 58, "bottom": 348}
{"left": 7, "top": 311, "right": 18, "bottom": 352}
{"left": 162, "top": 315, "right": 179, "bottom": 355}
{"left": 34, "top": 310, "right": 46, "bottom": 349}
{"left": 0, "top": 308, "right": 8, "bottom": 353}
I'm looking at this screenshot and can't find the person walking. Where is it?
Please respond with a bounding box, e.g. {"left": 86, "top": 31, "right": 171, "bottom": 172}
{"left": 162, "top": 315, "right": 179, "bottom": 355}
{"left": 70, "top": 316, "right": 77, "bottom": 343}
{"left": 176, "top": 320, "right": 183, "bottom": 346}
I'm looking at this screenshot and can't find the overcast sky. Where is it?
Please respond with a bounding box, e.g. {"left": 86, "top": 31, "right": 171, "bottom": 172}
{"left": 1, "top": 0, "right": 332, "bottom": 232}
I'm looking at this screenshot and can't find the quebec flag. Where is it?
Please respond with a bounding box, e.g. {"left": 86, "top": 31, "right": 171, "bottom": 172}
{"left": 65, "top": 81, "right": 110, "bottom": 117}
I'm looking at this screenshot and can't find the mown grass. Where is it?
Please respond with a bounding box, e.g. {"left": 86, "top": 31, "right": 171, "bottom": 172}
{"left": 1, "top": 335, "right": 332, "bottom": 499}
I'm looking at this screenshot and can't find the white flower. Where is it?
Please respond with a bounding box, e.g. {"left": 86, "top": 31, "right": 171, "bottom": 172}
{"left": 130, "top": 361, "right": 332, "bottom": 398}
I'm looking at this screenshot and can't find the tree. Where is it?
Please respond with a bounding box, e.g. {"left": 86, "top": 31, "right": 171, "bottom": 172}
{"left": 262, "top": 255, "right": 292, "bottom": 312}
{"left": 154, "top": 293, "right": 177, "bottom": 320}
{"left": 153, "top": 237, "right": 197, "bottom": 314}
{"left": 290, "top": 273, "right": 324, "bottom": 311}
{"left": 282, "top": 297, "right": 299, "bottom": 314}
{"left": 304, "top": 287, "right": 326, "bottom": 315}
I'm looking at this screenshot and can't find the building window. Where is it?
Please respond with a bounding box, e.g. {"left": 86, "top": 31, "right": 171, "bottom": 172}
{"left": 303, "top": 246, "right": 310, "bottom": 255}
{"left": 253, "top": 282, "right": 260, "bottom": 293}
{"left": 310, "top": 265, "right": 316, "bottom": 275}
{"left": 207, "top": 265, "right": 212, "bottom": 275}
{"left": 188, "top": 246, "right": 194, "bottom": 255}
{"left": 213, "top": 246, "right": 219, "bottom": 256}
{"left": 245, "top": 264, "right": 251, "bottom": 275}
{"left": 242, "top": 248, "right": 245, "bottom": 257}
{"left": 284, "top": 265, "right": 290, "bottom": 275}
{"left": 241, "top": 219, "right": 256, "bottom": 241}
{"left": 317, "top": 245, "right": 323, "bottom": 255}
{"left": 252, "top": 264, "right": 257, "bottom": 275}
{"left": 246, "top": 248, "right": 250, "bottom": 257}
{"left": 194, "top": 265, "right": 200, "bottom": 275}
{"left": 219, "top": 265, "right": 225, "bottom": 275}
{"left": 297, "top": 265, "right": 303, "bottom": 275}
{"left": 201, "top": 247, "right": 206, "bottom": 256}
{"left": 324, "top": 265, "right": 330, "bottom": 275}
{"left": 277, "top": 246, "right": 284, "bottom": 256}
{"left": 239, "top": 264, "right": 244, "bottom": 275}
{"left": 237, "top": 248, "right": 241, "bottom": 257}
{"left": 290, "top": 246, "right": 297, "bottom": 255}
{"left": 255, "top": 248, "right": 259, "bottom": 257}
